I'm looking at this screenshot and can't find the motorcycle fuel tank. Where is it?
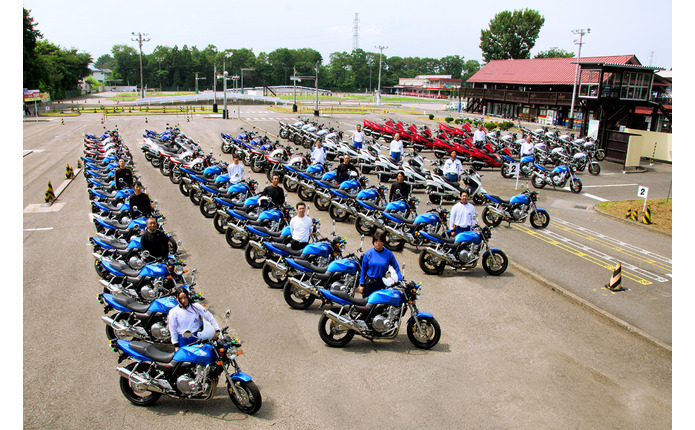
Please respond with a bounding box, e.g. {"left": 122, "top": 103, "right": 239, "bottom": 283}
{"left": 326, "top": 258, "right": 359, "bottom": 274}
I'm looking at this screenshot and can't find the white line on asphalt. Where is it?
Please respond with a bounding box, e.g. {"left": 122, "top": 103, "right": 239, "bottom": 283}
{"left": 582, "top": 184, "right": 637, "bottom": 188}
{"left": 23, "top": 228, "right": 53, "bottom": 231}
{"left": 582, "top": 193, "right": 609, "bottom": 202}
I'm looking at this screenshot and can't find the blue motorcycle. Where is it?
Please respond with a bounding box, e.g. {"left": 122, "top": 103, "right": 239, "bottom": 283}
{"left": 111, "top": 310, "right": 262, "bottom": 414}
{"left": 200, "top": 179, "right": 258, "bottom": 219}
{"left": 329, "top": 184, "right": 387, "bottom": 224}
{"left": 225, "top": 202, "right": 293, "bottom": 249}
{"left": 212, "top": 194, "right": 263, "bottom": 234}
{"left": 318, "top": 275, "right": 441, "bottom": 349}
{"left": 418, "top": 225, "right": 508, "bottom": 276}
{"left": 481, "top": 189, "right": 550, "bottom": 229}
{"left": 531, "top": 161, "right": 582, "bottom": 194}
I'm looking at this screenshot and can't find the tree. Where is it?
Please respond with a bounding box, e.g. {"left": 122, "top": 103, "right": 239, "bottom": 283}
{"left": 535, "top": 47, "right": 574, "bottom": 59}
{"left": 23, "top": 8, "right": 43, "bottom": 89}
{"left": 479, "top": 9, "right": 545, "bottom": 62}
{"left": 94, "top": 54, "right": 115, "bottom": 70}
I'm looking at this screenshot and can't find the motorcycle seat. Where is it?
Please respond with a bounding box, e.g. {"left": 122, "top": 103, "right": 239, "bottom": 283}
{"left": 428, "top": 233, "right": 456, "bottom": 244}
{"left": 331, "top": 290, "right": 368, "bottom": 306}
{"left": 293, "top": 259, "right": 327, "bottom": 274}
{"left": 110, "top": 294, "right": 151, "bottom": 313}
{"left": 252, "top": 225, "right": 286, "bottom": 239}
{"left": 232, "top": 210, "right": 259, "bottom": 221}
{"left": 386, "top": 212, "right": 414, "bottom": 224}
{"left": 268, "top": 242, "right": 303, "bottom": 256}
{"left": 486, "top": 194, "right": 510, "bottom": 204}
{"left": 315, "top": 180, "right": 336, "bottom": 189}
{"left": 129, "top": 340, "right": 176, "bottom": 363}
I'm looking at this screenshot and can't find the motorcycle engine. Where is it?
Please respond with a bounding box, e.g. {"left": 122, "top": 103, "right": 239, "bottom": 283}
{"left": 177, "top": 365, "right": 206, "bottom": 395}
{"left": 150, "top": 322, "right": 170, "bottom": 342}
{"left": 371, "top": 306, "right": 399, "bottom": 333}
{"left": 128, "top": 255, "right": 146, "bottom": 270}
{"left": 458, "top": 243, "right": 480, "bottom": 263}
{"left": 140, "top": 281, "right": 163, "bottom": 302}
{"left": 552, "top": 174, "right": 564, "bottom": 186}
{"left": 512, "top": 204, "right": 528, "bottom": 220}
{"left": 329, "top": 274, "right": 355, "bottom": 294}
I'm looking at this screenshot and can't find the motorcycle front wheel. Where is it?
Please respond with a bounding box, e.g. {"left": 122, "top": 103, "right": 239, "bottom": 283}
{"left": 418, "top": 251, "right": 445, "bottom": 275}
{"left": 595, "top": 149, "right": 606, "bottom": 162}
{"left": 407, "top": 316, "right": 441, "bottom": 349}
{"left": 481, "top": 250, "right": 508, "bottom": 276}
{"left": 119, "top": 363, "right": 162, "bottom": 406}
{"left": 283, "top": 282, "right": 316, "bottom": 310}
{"left": 529, "top": 210, "right": 550, "bottom": 229}
{"left": 262, "top": 264, "right": 287, "bottom": 289}
{"left": 569, "top": 179, "right": 583, "bottom": 194}
{"left": 588, "top": 162, "right": 601, "bottom": 176}
{"left": 318, "top": 312, "right": 355, "bottom": 347}
{"left": 244, "top": 245, "right": 266, "bottom": 269}
{"left": 227, "top": 379, "right": 262, "bottom": 415}
{"left": 481, "top": 206, "right": 503, "bottom": 228}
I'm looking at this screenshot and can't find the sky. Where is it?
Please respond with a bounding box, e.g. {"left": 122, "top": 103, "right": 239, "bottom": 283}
{"left": 21, "top": 0, "right": 674, "bottom": 70}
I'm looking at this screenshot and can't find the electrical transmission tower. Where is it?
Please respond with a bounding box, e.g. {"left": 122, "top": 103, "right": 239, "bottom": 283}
{"left": 353, "top": 13, "right": 360, "bottom": 51}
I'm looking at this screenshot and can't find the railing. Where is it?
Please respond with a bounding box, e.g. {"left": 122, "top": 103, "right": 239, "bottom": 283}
{"left": 461, "top": 88, "right": 574, "bottom": 106}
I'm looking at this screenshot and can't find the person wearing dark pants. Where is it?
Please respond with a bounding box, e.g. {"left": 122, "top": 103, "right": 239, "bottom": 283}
{"left": 359, "top": 230, "right": 403, "bottom": 298}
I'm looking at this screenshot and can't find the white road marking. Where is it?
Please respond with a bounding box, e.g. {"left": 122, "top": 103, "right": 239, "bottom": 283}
{"left": 23, "top": 227, "right": 54, "bottom": 231}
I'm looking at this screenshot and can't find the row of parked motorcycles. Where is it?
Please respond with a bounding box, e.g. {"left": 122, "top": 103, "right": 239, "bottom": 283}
{"left": 83, "top": 128, "right": 263, "bottom": 414}
{"left": 141, "top": 127, "right": 444, "bottom": 351}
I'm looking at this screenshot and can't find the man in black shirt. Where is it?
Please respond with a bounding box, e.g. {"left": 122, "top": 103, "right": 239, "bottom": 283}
{"left": 140, "top": 217, "right": 169, "bottom": 259}
{"left": 261, "top": 174, "right": 285, "bottom": 206}
{"left": 114, "top": 158, "right": 134, "bottom": 190}
{"left": 389, "top": 171, "right": 410, "bottom": 201}
{"left": 128, "top": 182, "right": 152, "bottom": 219}
{"left": 335, "top": 155, "right": 359, "bottom": 183}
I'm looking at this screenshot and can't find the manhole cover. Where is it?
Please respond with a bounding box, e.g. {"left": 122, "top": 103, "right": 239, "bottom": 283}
{"left": 574, "top": 205, "right": 589, "bottom": 210}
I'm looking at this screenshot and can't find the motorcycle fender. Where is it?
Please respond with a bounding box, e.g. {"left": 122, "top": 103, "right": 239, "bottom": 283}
{"left": 533, "top": 208, "right": 548, "bottom": 215}
{"left": 231, "top": 371, "right": 253, "bottom": 383}
{"left": 483, "top": 248, "right": 504, "bottom": 257}
{"left": 408, "top": 311, "right": 434, "bottom": 323}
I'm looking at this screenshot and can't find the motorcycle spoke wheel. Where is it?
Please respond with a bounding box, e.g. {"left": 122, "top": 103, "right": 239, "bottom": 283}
{"left": 407, "top": 316, "right": 441, "bottom": 349}
{"left": 318, "top": 313, "right": 354, "bottom": 347}
{"left": 418, "top": 251, "right": 445, "bottom": 275}
{"left": 244, "top": 246, "right": 266, "bottom": 269}
{"left": 225, "top": 228, "right": 249, "bottom": 249}
{"left": 262, "top": 264, "right": 287, "bottom": 289}
{"left": 213, "top": 213, "right": 227, "bottom": 234}
{"left": 588, "top": 163, "right": 601, "bottom": 176}
{"left": 227, "top": 380, "right": 262, "bottom": 415}
{"left": 569, "top": 180, "right": 583, "bottom": 194}
{"left": 481, "top": 207, "right": 503, "bottom": 228}
{"left": 482, "top": 250, "right": 508, "bottom": 276}
{"left": 329, "top": 204, "right": 350, "bottom": 222}
{"left": 283, "top": 283, "right": 316, "bottom": 310}
{"left": 119, "top": 363, "right": 162, "bottom": 406}
{"left": 314, "top": 195, "right": 332, "bottom": 212}
{"left": 529, "top": 210, "right": 550, "bottom": 229}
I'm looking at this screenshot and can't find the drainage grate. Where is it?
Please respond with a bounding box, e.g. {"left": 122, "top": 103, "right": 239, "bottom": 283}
{"left": 574, "top": 205, "right": 589, "bottom": 210}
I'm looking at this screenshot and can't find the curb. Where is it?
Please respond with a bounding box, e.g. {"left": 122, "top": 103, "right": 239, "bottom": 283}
{"left": 510, "top": 260, "right": 671, "bottom": 353}
{"left": 593, "top": 205, "right": 671, "bottom": 237}
{"left": 43, "top": 168, "right": 81, "bottom": 207}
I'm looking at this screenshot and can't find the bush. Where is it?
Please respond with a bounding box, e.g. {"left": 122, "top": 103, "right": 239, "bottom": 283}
{"left": 454, "top": 118, "right": 463, "bottom": 124}
{"left": 484, "top": 121, "right": 497, "bottom": 130}
{"left": 445, "top": 117, "right": 453, "bottom": 123}
{"left": 428, "top": 114, "right": 435, "bottom": 120}
{"left": 499, "top": 121, "right": 514, "bottom": 131}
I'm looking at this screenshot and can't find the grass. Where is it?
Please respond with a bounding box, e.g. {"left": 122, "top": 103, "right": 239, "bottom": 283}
{"left": 597, "top": 198, "right": 672, "bottom": 234}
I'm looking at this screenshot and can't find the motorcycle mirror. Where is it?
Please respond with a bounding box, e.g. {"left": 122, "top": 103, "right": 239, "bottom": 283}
{"left": 141, "top": 250, "right": 150, "bottom": 258}
{"left": 225, "top": 309, "right": 231, "bottom": 319}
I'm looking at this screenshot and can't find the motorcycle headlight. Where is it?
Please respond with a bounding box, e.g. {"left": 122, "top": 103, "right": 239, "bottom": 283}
{"left": 174, "top": 265, "right": 185, "bottom": 276}
{"left": 226, "top": 346, "right": 242, "bottom": 359}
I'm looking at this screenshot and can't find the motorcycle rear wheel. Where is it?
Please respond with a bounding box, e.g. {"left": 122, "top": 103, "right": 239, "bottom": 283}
{"left": 199, "top": 199, "right": 217, "bottom": 218}
{"left": 262, "top": 264, "right": 287, "bottom": 289}
{"left": 283, "top": 176, "right": 299, "bottom": 193}
{"left": 383, "top": 232, "right": 406, "bottom": 252}
{"left": 500, "top": 164, "right": 512, "bottom": 178}
{"left": 328, "top": 204, "right": 350, "bottom": 223}
{"left": 318, "top": 312, "right": 355, "bottom": 347}
{"left": 189, "top": 189, "right": 203, "bottom": 205}
{"left": 169, "top": 167, "right": 182, "bottom": 184}
{"left": 283, "top": 282, "right": 316, "bottom": 310}
{"left": 314, "top": 194, "right": 332, "bottom": 212}
{"left": 150, "top": 156, "right": 162, "bottom": 168}
{"left": 418, "top": 251, "right": 445, "bottom": 275}
{"left": 529, "top": 210, "right": 550, "bottom": 229}
{"left": 179, "top": 181, "right": 191, "bottom": 196}
{"left": 225, "top": 227, "right": 249, "bottom": 249}
{"left": 244, "top": 245, "right": 266, "bottom": 269}
{"left": 251, "top": 158, "right": 265, "bottom": 173}
{"left": 355, "top": 217, "right": 377, "bottom": 236}
{"left": 119, "top": 363, "right": 162, "bottom": 406}
{"left": 407, "top": 316, "right": 441, "bottom": 349}
{"left": 221, "top": 142, "right": 232, "bottom": 154}
{"left": 531, "top": 176, "right": 546, "bottom": 189}
{"left": 213, "top": 213, "right": 228, "bottom": 234}
{"left": 105, "top": 313, "right": 130, "bottom": 342}
{"left": 481, "top": 250, "right": 508, "bottom": 276}
{"left": 481, "top": 206, "right": 503, "bottom": 228}
{"left": 160, "top": 160, "right": 171, "bottom": 176}
{"left": 297, "top": 185, "right": 315, "bottom": 202}
{"left": 228, "top": 379, "right": 262, "bottom": 415}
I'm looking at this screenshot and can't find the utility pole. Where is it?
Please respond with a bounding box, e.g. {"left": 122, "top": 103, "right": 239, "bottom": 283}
{"left": 213, "top": 64, "right": 217, "bottom": 112}
{"left": 290, "top": 65, "right": 300, "bottom": 112}
{"left": 314, "top": 60, "right": 320, "bottom": 116}
{"left": 195, "top": 72, "right": 206, "bottom": 94}
{"left": 240, "top": 68, "right": 254, "bottom": 95}
{"left": 569, "top": 28, "right": 589, "bottom": 129}
{"left": 131, "top": 32, "right": 150, "bottom": 99}
{"left": 375, "top": 45, "right": 388, "bottom": 105}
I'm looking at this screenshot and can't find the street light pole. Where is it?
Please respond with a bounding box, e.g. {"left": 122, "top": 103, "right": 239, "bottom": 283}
{"left": 375, "top": 45, "right": 388, "bottom": 105}
{"left": 131, "top": 32, "right": 150, "bottom": 99}
{"left": 240, "top": 68, "right": 254, "bottom": 95}
{"left": 314, "top": 60, "right": 320, "bottom": 116}
{"left": 569, "top": 28, "right": 590, "bottom": 129}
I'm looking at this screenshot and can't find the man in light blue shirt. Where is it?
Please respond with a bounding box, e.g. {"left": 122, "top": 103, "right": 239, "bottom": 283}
{"left": 311, "top": 139, "right": 326, "bottom": 165}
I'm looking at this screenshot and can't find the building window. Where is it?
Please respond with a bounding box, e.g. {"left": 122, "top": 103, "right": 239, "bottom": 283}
{"left": 579, "top": 69, "right": 600, "bottom": 99}
{"left": 620, "top": 72, "right": 651, "bottom": 101}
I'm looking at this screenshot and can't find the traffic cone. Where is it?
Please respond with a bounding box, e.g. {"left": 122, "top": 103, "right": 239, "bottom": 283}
{"left": 641, "top": 205, "right": 652, "bottom": 224}
{"left": 625, "top": 207, "right": 632, "bottom": 219}
{"left": 630, "top": 208, "right": 638, "bottom": 221}
{"left": 44, "top": 181, "right": 55, "bottom": 203}
{"left": 61, "top": 118, "right": 64, "bottom": 125}
{"left": 605, "top": 262, "right": 623, "bottom": 291}
{"left": 77, "top": 159, "right": 82, "bottom": 168}
{"left": 65, "top": 164, "right": 74, "bottom": 179}
{"left": 145, "top": 117, "right": 148, "bottom": 123}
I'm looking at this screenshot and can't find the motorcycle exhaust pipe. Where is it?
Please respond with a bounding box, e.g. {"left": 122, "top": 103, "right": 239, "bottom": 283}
{"left": 423, "top": 247, "right": 454, "bottom": 264}
{"left": 384, "top": 225, "right": 407, "bottom": 241}
{"left": 247, "top": 240, "right": 265, "bottom": 252}
{"left": 116, "top": 367, "right": 167, "bottom": 394}
{"left": 288, "top": 277, "right": 317, "bottom": 295}
{"left": 264, "top": 259, "right": 288, "bottom": 274}
{"left": 324, "top": 310, "right": 362, "bottom": 333}
{"left": 202, "top": 195, "right": 213, "bottom": 203}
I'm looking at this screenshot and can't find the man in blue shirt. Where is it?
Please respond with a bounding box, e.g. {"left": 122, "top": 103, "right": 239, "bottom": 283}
{"left": 359, "top": 230, "right": 403, "bottom": 297}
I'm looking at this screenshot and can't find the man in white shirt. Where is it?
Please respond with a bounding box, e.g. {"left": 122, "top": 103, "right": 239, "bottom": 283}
{"left": 168, "top": 287, "right": 220, "bottom": 349}
{"left": 227, "top": 154, "right": 245, "bottom": 184}
{"left": 443, "top": 151, "right": 464, "bottom": 183}
{"left": 473, "top": 124, "right": 487, "bottom": 148}
{"left": 520, "top": 135, "right": 535, "bottom": 157}
{"left": 289, "top": 201, "right": 313, "bottom": 250}
{"left": 352, "top": 124, "right": 365, "bottom": 150}
{"left": 311, "top": 139, "right": 326, "bottom": 165}
{"left": 448, "top": 190, "right": 477, "bottom": 235}
{"left": 389, "top": 133, "right": 404, "bottom": 163}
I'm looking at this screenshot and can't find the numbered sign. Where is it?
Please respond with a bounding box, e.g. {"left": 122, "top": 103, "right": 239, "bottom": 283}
{"left": 637, "top": 186, "right": 649, "bottom": 198}
{"left": 509, "top": 162, "right": 520, "bottom": 177}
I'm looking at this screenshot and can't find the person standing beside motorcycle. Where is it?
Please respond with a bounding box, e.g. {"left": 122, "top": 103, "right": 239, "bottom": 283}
{"left": 128, "top": 181, "right": 152, "bottom": 219}
{"left": 520, "top": 135, "right": 535, "bottom": 158}
{"left": 227, "top": 154, "right": 245, "bottom": 185}
{"left": 336, "top": 155, "right": 359, "bottom": 183}
{"left": 352, "top": 124, "right": 365, "bottom": 150}
{"left": 390, "top": 134, "right": 404, "bottom": 163}
{"left": 473, "top": 124, "right": 487, "bottom": 149}
{"left": 168, "top": 287, "right": 220, "bottom": 350}
{"left": 443, "top": 151, "right": 464, "bottom": 183}
{"left": 261, "top": 174, "right": 285, "bottom": 207}
{"left": 448, "top": 190, "right": 477, "bottom": 235}
{"left": 140, "top": 216, "right": 169, "bottom": 260}
{"left": 359, "top": 230, "right": 403, "bottom": 298}
{"left": 311, "top": 139, "right": 326, "bottom": 165}
{"left": 389, "top": 171, "right": 411, "bottom": 201}
{"left": 114, "top": 158, "right": 134, "bottom": 190}
{"left": 289, "top": 201, "right": 313, "bottom": 250}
